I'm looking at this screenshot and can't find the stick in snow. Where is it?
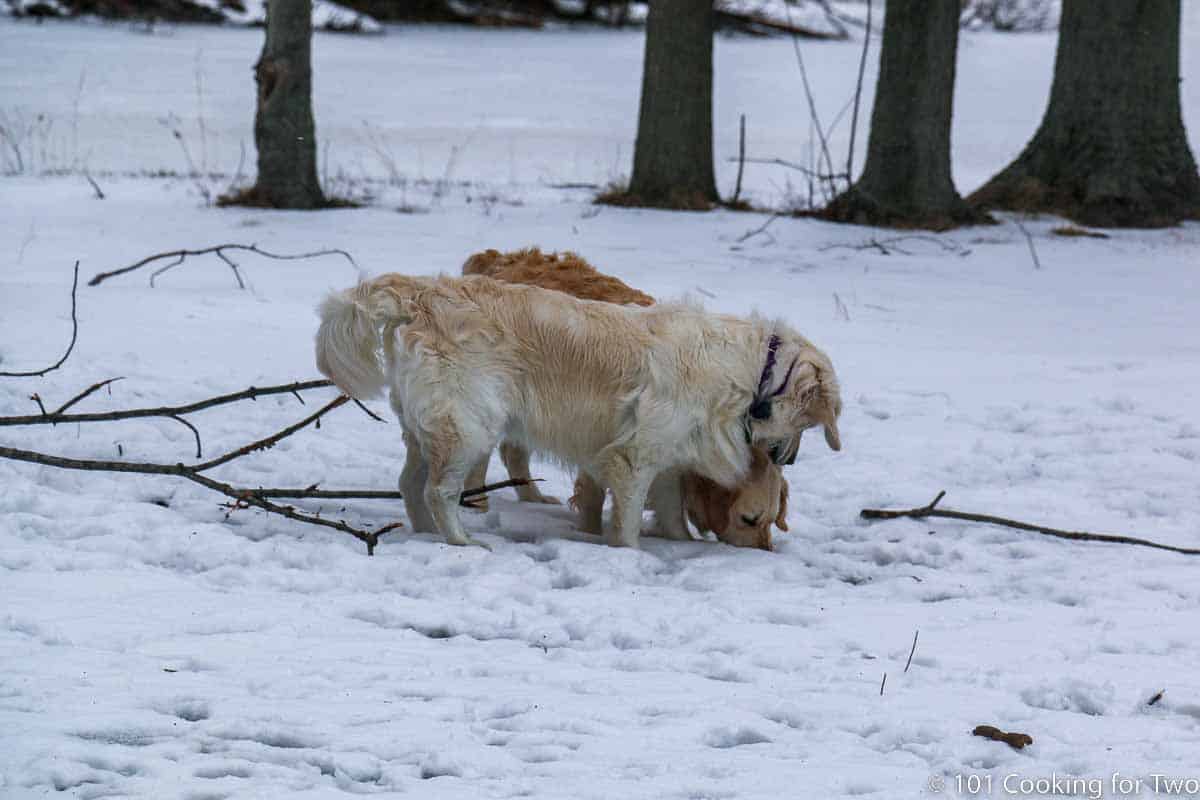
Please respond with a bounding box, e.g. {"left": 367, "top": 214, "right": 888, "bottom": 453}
{"left": 861, "top": 491, "right": 1200, "bottom": 556}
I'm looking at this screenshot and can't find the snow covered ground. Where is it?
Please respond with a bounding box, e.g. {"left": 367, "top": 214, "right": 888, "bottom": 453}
{"left": 3, "top": 14, "right": 1200, "bottom": 800}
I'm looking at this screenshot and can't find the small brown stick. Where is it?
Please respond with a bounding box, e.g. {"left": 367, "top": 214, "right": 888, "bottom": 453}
{"left": 861, "top": 491, "right": 1200, "bottom": 556}
{"left": 972, "top": 725, "right": 1032, "bottom": 750}
{"left": 879, "top": 672, "right": 886, "bottom": 696}
{"left": 0, "top": 378, "right": 334, "bottom": 429}
{"left": 29, "top": 394, "right": 48, "bottom": 415}
{"left": 0, "top": 261, "right": 80, "bottom": 378}
{"left": 88, "top": 244, "right": 358, "bottom": 288}
{"left": 1147, "top": 690, "right": 1165, "bottom": 706}
{"left": 904, "top": 629, "right": 918, "bottom": 673}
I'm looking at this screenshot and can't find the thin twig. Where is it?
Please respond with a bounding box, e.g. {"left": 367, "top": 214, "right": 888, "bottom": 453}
{"left": 88, "top": 244, "right": 358, "bottom": 288}
{"left": 725, "top": 156, "right": 846, "bottom": 182}
{"left": 819, "top": 235, "right": 970, "bottom": 256}
{"left": 1013, "top": 218, "right": 1042, "bottom": 270}
{"left": 846, "top": 0, "right": 871, "bottom": 182}
{"left": 736, "top": 213, "right": 781, "bottom": 244}
{"left": 879, "top": 672, "right": 886, "bottom": 696}
{"left": 350, "top": 399, "right": 386, "bottom": 423}
{"left": 861, "top": 491, "right": 1200, "bottom": 556}
{"left": 0, "top": 261, "right": 80, "bottom": 378}
{"left": 0, "top": 378, "right": 334, "bottom": 429}
{"left": 84, "top": 172, "right": 105, "bottom": 200}
{"left": 732, "top": 114, "right": 746, "bottom": 205}
{"left": 253, "top": 477, "right": 536, "bottom": 508}
{"left": 785, "top": 3, "right": 838, "bottom": 196}
{"left": 52, "top": 377, "right": 124, "bottom": 415}
{"left": 191, "top": 395, "right": 348, "bottom": 472}
{"left": 904, "top": 629, "right": 918, "bottom": 673}
{"left": 167, "top": 414, "right": 204, "bottom": 459}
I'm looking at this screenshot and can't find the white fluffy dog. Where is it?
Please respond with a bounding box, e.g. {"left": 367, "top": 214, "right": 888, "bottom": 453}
{"left": 316, "top": 273, "right": 841, "bottom": 549}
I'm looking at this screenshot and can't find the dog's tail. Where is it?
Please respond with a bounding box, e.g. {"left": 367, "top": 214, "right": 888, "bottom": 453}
{"left": 315, "top": 276, "right": 419, "bottom": 400}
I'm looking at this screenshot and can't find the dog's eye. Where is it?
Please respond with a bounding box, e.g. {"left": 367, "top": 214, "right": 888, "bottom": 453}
{"left": 741, "top": 513, "right": 762, "bottom": 527}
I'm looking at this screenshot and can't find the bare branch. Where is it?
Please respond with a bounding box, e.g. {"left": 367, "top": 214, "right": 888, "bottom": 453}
{"left": 861, "top": 491, "right": 1200, "bottom": 556}
{"left": 0, "top": 261, "right": 80, "bottom": 378}
{"left": 904, "top": 629, "right": 918, "bottom": 673}
{"left": 192, "top": 395, "right": 348, "bottom": 472}
{"left": 88, "top": 244, "right": 358, "bottom": 288}
{"left": 1013, "top": 218, "right": 1042, "bottom": 270}
{"left": 0, "top": 378, "right": 334, "bottom": 430}
{"left": 846, "top": 0, "right": 872, "bottom": 182}
{"left": 52, "top": 377, "right": 124, "bottom": 415}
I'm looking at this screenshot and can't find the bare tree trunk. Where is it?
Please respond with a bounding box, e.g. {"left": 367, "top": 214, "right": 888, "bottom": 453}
{"left": 246, "top": 0, "right": 326, "bottom": 209}
{"left": 624, "top": 0, "right": 717, "bottom": 209}
{"left": 969, "top": 0, "right": 1200, "bottom": 227}
{"left": 823, "top": 0, "right": 987, "bottom": 229}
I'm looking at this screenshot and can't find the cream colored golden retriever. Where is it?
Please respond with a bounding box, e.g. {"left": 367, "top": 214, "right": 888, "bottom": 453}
{"left": 462, "top": 246, "right": 790, "bottom": 550}
{"left": 315, "top": 272, "right": 840, "bottom": 549}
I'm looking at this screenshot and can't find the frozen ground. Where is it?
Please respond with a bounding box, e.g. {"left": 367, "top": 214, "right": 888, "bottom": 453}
{"left": 3, "top": 14, "right": 1200, "bottom": 800}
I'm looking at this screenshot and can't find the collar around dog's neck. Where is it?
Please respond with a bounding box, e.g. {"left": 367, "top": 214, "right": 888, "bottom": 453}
{"left": 743, "top": 333, "right": 798, "bottom": 445}
{"left": 750, "top": 334, "right": 797, "bottom": 420}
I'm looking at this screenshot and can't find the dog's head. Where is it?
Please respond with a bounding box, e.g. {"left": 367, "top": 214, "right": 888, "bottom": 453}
{"left": 748, "top": 332, "right": 842, "bottom": 465}
{"left": 684, "top": 448, "right": 789, "bottom": 551}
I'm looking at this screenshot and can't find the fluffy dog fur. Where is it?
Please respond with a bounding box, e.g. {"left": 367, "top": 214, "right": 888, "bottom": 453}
{"left": 461, "top": 246, "right": 790, "bottom": 550}
{"left": 315, "top": 272, "right": 841, "bottom": 549}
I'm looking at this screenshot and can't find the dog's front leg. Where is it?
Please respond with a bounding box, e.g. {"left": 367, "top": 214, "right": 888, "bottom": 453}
{"left": 646, "top": 469, "right": 691, "bottom": 541}
{"left": 604, "top": 461, "right": 654, "bottom": 549}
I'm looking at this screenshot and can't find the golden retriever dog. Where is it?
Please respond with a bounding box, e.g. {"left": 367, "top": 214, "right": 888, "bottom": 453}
{"left": 461, "top": 246, "right": 790, "bottom": 550}
{"left": 315, "top": 272, "right": 841, "bottom": 549}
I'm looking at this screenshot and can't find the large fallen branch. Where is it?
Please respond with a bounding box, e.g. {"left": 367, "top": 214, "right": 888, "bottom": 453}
{"left": 861, "top": 491, "right": 1200, "bottom": 556}
{"left": 0, "top": 261, "right": 80, "bottom": 378}
{"left": 1, "top": 375, "right": 539, "bottom": 552}
{"left": 87, "top": 243, "right": 359, "bottom": 288}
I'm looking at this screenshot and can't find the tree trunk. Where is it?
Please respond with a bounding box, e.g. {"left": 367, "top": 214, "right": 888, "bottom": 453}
{"left": 969, "top": 0, "right": 1200, "bottom": 228}
{"left": 247, "top": 0, "right": 326, "bottom": 209}
{"left": 823, "top": 0, "right": 986, "bottom": 229}
{"left": 624, "top": 0, "right": 717, "bottom": 209}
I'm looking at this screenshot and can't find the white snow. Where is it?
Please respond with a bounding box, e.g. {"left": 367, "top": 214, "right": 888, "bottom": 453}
{"left": 3, "top": 13, "right": 1200, "bottom": 800}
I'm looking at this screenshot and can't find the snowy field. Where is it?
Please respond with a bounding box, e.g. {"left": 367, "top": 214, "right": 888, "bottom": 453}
{"left": 3, "top": 13, "right": 1200, "bottom": 800}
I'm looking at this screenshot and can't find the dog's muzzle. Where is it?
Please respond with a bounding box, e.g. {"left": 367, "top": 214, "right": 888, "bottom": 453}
{"left": 769, "top": 436, "right": 800, "bottom": 466}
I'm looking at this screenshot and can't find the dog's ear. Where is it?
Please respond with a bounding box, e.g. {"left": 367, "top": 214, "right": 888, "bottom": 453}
{"left": 774, "top": 478, "right": 789, "bottom": 532}
{"left": 793, "top": 360, "right": 842, "bottom": 452}
{"left": 685, "top": 474, "right": 734, "bottom": 536}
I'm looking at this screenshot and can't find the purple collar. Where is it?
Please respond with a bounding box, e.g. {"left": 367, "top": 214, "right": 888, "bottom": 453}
{"left": 749, "top": 334, "right": 797, "bottom": 421}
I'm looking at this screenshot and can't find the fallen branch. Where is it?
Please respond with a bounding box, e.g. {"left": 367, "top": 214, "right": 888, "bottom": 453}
{"left": 50, "top": 376, "right": 124, "bottom": 415}
{"left": 0, "top": 261, "right": 80, "bottom": 378}
{"left": 87, "top": 244, "right": 359, "bottom": 288}
{"left": 861, "top": 491, "right": 1200, "bottom": 556}
{"left": 0, "top": 439, "right": 391, "bottom": 554}
{"left": 904, "top": 629, "right": 918, "bottom": 673}
{"left": 252, "top": 477, "right": 536, "bottom": 507}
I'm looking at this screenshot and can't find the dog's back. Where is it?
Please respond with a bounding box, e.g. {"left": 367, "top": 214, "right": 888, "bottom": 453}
{"left": 463, "top": 248, "right": 655, "bottom": 307}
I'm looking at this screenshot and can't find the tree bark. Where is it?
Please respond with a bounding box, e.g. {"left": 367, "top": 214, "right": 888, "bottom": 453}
{"left": 247, "top": 0, "right": 326, "bottom": 209}
{"left": 624, "top": 0, "right": 717, "bottom": 209}
{"left": 823, "top": 0, "right": 986, "bottom": 230}
{"left": 969, "top": 0, "right": 1200, "bottom": 228}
